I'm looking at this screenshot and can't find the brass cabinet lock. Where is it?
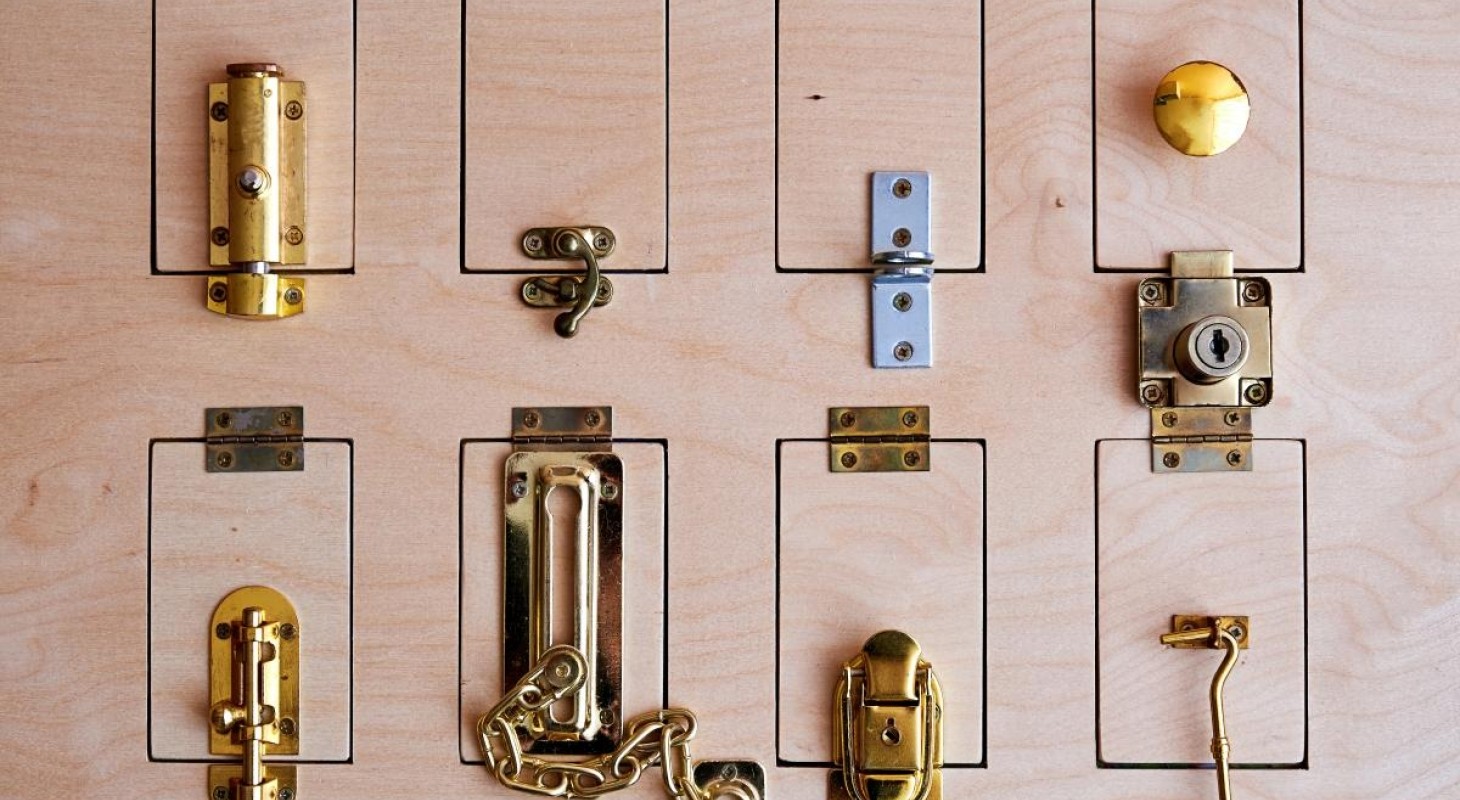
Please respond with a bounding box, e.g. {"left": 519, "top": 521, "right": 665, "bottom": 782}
{"left": 206, "top": 63, "right": 307, "bottom": 319}
{"left": 831, "top": 630, "right": 944, "bottom": 800}
{"left": 519, "top": 227, "right": 615, "bottom": 338}
{"left": 1138, "top": 251, "right": 1272, "bottom": 472}
{"left": 1160, "top": 615, "right": 1251, "bottom": 800}
{"left": 208, "top": 586, "right": 300, "bottom": 800}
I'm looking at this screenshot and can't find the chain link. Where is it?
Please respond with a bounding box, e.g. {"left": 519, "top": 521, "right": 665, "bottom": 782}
{"left": 477, "top": 645, "right": 759, "bottom": 800}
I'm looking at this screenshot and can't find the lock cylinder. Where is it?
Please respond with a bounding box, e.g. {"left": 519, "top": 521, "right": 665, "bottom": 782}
{"left": 1174, "top": 315, "right": 1250, "bottom": 384}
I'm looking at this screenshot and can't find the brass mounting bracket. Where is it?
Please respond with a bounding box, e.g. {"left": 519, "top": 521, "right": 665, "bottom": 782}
{"left": 207, "top": 63, "right": 307, "bottom": 319}
{"left": 519, "top": 227, "right": 616, "bottom": 338}
{"left": 829, "top": 406, "right": 930, "bottom": 473}
{"left": 831, "top": 631, "right": 944, "bottom": 800}
{"left": 1138, "top": 251, "right": 1272, "bottom": 473}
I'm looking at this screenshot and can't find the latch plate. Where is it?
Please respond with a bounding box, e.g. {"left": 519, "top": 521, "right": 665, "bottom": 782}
{"left": 831, "top": 630, "right": 944, "bottom": 800}
{"left": 205, "top": 407, "right": 304, "bottom": 473}
{"left": 870, "top": 172, "right": 934, "bottom": 369}
{"left": 206, "top": 273, "right": 305, "bottom": 319}
{"left": 209, "top": 585, "right": 301, "bottom": 756}
{"left": 829, "top": 406, "right": 930, "bottom": 473}
{"left": 694, "top": 762, "right": 767, "bottom": 799}
{"left": 504, "top": 406, "right": 623, "bottom": 754}
{"left": 1166, "top": 615, "right": 1251, "bottom": 649}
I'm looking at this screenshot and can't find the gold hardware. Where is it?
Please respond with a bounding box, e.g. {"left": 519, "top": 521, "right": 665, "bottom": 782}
{"left": 205, "top": 407, "right": 304, "bottom": 473}
{"left": 1154, "top": 61, "right": 1250, "bottom": 157}
{"left": 829, "top": 407, "right": 930, "bottom": 473}
{"left": 1138, "top": 252, "right": 1271, "bottom": 473}
{"left": 519, "top": 227, "right": 616, "bottom": 338}
{"left": 208, "top": 586, "right": 300, "bottom": 800}
{"left": 207, "top": 63, "right": 307, "bottom": 319}
{"left": 831, "top": 630, "right": 943, "bottom": 800}
{"left": 1160, "top": 615, "right": 1249, "bottom": 800}
{"left": 482, "top": 407, "right": 764, "bottom": 799}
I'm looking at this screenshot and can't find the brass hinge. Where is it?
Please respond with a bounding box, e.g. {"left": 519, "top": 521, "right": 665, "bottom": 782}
{"left": 209, "top": 586, "right": 300, "bottom": 800}
{"left": 1138, "top": 251, "right": 1272, "bottom": 473}
{"left": 829, "top": 406, "right": 930, "bottom": 473}
{"left": 831, "top": 630, "right": 944, "bottom": 800}
{"left": 205, "top": 407, "right": 304, "bottom": 472}
{"left": 206, "top": 63, "right": 307, "bottom": 320}
{"left": 511, "top": 406, "right": 614, "bottom": 451}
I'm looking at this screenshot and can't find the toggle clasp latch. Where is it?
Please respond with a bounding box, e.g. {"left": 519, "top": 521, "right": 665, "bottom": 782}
{"left": 519, "top": 227, "right": 616, "bottom": 338}
{"left": 831, "top": 630, "right": 944, "bottom": 800}
{"left": 1160, "top": 615, "right": 1250, "bottom": 800}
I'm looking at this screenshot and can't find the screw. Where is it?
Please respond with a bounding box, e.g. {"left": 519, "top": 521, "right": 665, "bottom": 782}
{"left": 1141, "top": 383, "right": 1164, "bottom": 405}
{"left": 283, "top": 287, "right": 303, "bottom": 305}
{"left": 892, "top": 291, "right": 913, "bottom": 312}
{"left": 276, "top": 410, "right": 294, "bottom": 427}
{"left": 523, "top": 234, "right": 544, "bottom": 252}
{"left": 279, "top": 789, "right": 294, "bottom": 800}
{"left": 1224, "top": 410, "right": 1242, "bottom": 426}
{"left": 593, "top": 233, "right": 610, "bottom": 250}
{"left": 893, "top": 341, "right": 914, "bottom": 362}
{"left": 212, "top": 786, "right": 229, "bottom": 800}
{"left": 211, "top": 226, "right": 230, "bottom": 246}
{"left": 237, "top": 166, "right": 266, "bottom": 196}
{"left": 892, "top": 228, "right": 912, "bottom": 248}
{"left": 720, "top": 764, "right": 739, "bottom": 780}
{"left": 596, "top": 281, "right": 611, "bottom": 299}
{"left": 1228, "top": 625, "right": 1245, "bottom": 641}
{"left": 279, "top": 622, "right": 297, "bottom": 640}
{"left": 1140, "top": 282, "right": 1162, "bottom": 303}
{"left": 840, "top": 452, "right": 858, "bottom": 469}
{"left": 510, "top": 479, "right": 528, "bottom": 499}
{"left": 1226, "top": 450, "right": 1244, "bottom": 466}
{"left": 838, "top": 411, "right": 856, "bottom": 428}
{"left": 1162, "top": 452, "right": 1181, "bottom": 469}
{"left": 284, "top": 100, "right": 303, "bottom": 120}
{"left": 284, "top": 226, "right": 304, "bottom": 245}
{"left": 584, "top": 410, "right": 602, "bottom": 428}
{"left": 1161, "top": 411, "right": 1178, "bottom": 428}
{"left": 216, "top": 411, "right": 233, "bottom": 429}
{"left": 210, "top": 101, "right": 228, "bottom": 122}
{"left": 277, "top": 449, "right": 297, "bottom": 468}
{"left": 1241, "top": 281, "right": 1265, "bottom": 303}
{"left": 901, "top": 410, "right": 919, "bottom": 428}
{"left": 209, "top": 282, "right": 229, "bottom": 303}
{"left": 523, "top": 283, "right": 541, "bottom": 299}
{"left": 599, "top": 708, "right": 616, "bottom": 726}
{"left": 522, "top": 411, "right": 540, "bottom": 428}
{"left": 602, "top": 481, "right": 619, "bottom": 501}
{"left": 1244, "top": 383, "right": 1269, "bottom": 404}
{"left": 892, "top": 178, "right": 913, "bottom": 198}
{"left": 279, "top": 718, "right": 296, "bottom": 736}
{"left": 215, "top": 622, "right": 231, "bottom": 640}
{"left": 216, "top": 451, "right": 235, "bottom": 469}
{"left": 903, "top": 450, "right": 921, "bottom": 467}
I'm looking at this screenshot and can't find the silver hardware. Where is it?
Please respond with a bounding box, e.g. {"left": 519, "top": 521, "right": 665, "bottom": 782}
{"left": 870, "top": 172, "right": 934, "bottom": 369}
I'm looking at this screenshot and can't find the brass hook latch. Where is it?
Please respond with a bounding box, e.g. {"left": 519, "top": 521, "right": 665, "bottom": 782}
{"left": 831, "top": 630, "right": 944, "bottom": 800}
{"left": 1160, "top": 615, "right": 1249, "bottom": 800}
{"left": 209, "top": 586, "right": 300, "bottom": 800}
{"left": 519, "top": 227, "right": 616, "bottom": 338}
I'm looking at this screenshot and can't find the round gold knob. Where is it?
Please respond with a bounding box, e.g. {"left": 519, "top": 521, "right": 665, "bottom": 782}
{"left": 1153, "top": 61, "right": 1250, "bottom": 157}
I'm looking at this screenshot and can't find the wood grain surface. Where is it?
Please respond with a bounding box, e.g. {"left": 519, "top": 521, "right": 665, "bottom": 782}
{"left": 1, "top": 0, "right": 1457, "bottom": 798}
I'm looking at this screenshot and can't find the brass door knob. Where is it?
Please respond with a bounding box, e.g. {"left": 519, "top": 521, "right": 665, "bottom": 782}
{"left": 1153, "top": 61, "right": 1250, "bottom": 156}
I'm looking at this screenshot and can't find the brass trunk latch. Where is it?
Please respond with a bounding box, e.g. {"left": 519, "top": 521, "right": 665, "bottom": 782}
{"left": 209, "top": 586, "right": 300, "bottom": 800}
{"left": 1138, "top": 251, "right": 1272, "bottom": 472}
{"left": 829, "top": 406, "right": 930, "bottom": 473}
{"left": 206, "top": 63, "right": 307, "bottom": 319}
{"left": 478, "top": 406, "right": 764, "bottom": 799}
{"left": 1160, "top": 615, "right": 1249, "bottom": 800}
{"left": 519, "top": 227, "right": 616, "bottom": 338}
{"left": 831, "top": 631, "right": 944, "bottom": 800}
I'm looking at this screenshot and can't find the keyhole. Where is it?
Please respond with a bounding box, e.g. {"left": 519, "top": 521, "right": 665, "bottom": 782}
{"left": 1208, "top": 328, "right": 1231, "bottom": 364}
{"left": 880, "top": 718, "right": 901, "bottom": 746}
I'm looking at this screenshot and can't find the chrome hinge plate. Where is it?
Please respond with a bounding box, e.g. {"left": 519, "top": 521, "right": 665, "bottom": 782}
{"left": 829, "top": 406, "right": 930, "bottom": 473}
{"left": 870, "top": 171, "right": 934, "bottom": 369}
{"left": 205, "top": 406, "right": 304, "bottom": 472}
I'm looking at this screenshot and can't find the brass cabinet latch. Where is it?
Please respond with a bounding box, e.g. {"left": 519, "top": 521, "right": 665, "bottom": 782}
{"left": 205, "top": 407, "right": 304, "bottom": 473}
{"left": 1160, "top": 615, "right": 1250, "bottom": 800}
{"left": 870, "top": 172, "right": 933, "bottom": 369}
{"left": 831, "top": 630, "right": 944, "bottom": 800}
{"left": 829, "top": 406, "right": 930, "bottom": 473}
{"left": 477, "top": 406, "right": 764, "bottom": 799}
{"left": 519, "top": 227, "right": 615, "bottom": 338}
{"left": 209, "top": 586, "right": 300, "bottom": 800}
{"left": 1138, "top": 251, "right": 1272, "bottom": 472}
{"left": 206, "top": 63, "right": 307, "bottom": 319}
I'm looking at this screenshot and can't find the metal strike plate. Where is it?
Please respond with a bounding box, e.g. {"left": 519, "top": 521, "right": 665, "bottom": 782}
{"left": 1151, "top": 407, "right": 1252, "bottom": 473}
{"left": 694, "top": 762, "right": 767, "bottom": 799}
{"left": 206, "top": 273, "right": 305, "bottom": 319}
{"left": 522, "top": 227, "right": 616, "bottom": 264}
{"left": 521, "top": 275, "right": 615, "bottom": 308}
{"left": 1166, "top": 615, "right": 1251, "bottom": 650}
{"left": 504, "top": 407, "right": 622, "bottom": 754}
{"left": 870, "top": 172, "right": 932, "bottom": 264}
{"left": 207, "top": 764, "right": 296, "bottom": 800}
{"left": 205, "top": 407, "right": 304, "bottom": 473}
{"left": 872, "top": 269, "right": 932, "bottom": 368}
{"left": 829, "top": 406, "right": 930, "bottom": 473}
{"left": 209, "top": 67, "right": 306, "bottom": 268}
{"left": 209, "top": 586, "right": 301, "bottom": 756}
{"left": 831, "top": 631, "right": 943, "bottom": 800}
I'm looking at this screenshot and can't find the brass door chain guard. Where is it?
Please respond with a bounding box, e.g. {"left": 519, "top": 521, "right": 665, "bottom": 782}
{"left": 477, "top": 645, "right": 761, "bottom": 800}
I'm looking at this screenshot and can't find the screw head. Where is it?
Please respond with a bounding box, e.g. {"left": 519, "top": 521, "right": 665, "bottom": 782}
{"left": 522, "top": 411, "right": 540, "bottom": 428}
{"left": 601, "top": 481, "right": 619, "bottom": 501}
{"left": 236, "top": 166, "right": 266, "bottom": 196}
{"left": 1140, "top": 282, "right": 1162, "bottom": 303}
{"left": 523, "top": 283, "right": 541, "bottom": 300}
{"left": 276, "top": 410, "right": 294, "bottom": 427}
{"left": 838, "top": 411, "right": 856, "bottom": 428}
{"left": 1244, "top": 382, "right": 1269, "bottom": 404}
{"left": 215, "top": 622, "right": 231, "bottom": 639}
{"left": 283, "top": 287, "right": 303, "bottom": 305}
{"left": 210, "top": 101, "right": 229, "bottom": 122}
{"left": 599, "top": 708, "right": 616, "bottom": 726}
{"left": 215, "top": 411, "right": 233, "bottom": 429}
{"left": 584, "top": 410, "right": 602, "bottom": 428}
{"left": 1161, "top": 411, "right": 1178, "bottom": 428}
{"left": 279, "top": 789, "right": 294, "bottom": 800}
{"left": 284, "top": 100, "right": 303, "bottom": 120}
{"left": 277, "top": 449, "right": 296, "bottom": 468}
{"left": 1226, "top": 450, "right": 1244, "bottom": 466}
{"left": 892, "top": 291, "right": 913, "bottom": 312}
{"left": 279, "top": 622, "right": 297, "bottom": 640}
{"left": 1224, "top": 410, "right": 1242, "bottom": 426}
{"left": 892, "top": 178, "right": 913, "bottom": 198}
{"left": 891, "top": 228, "right": 912, "bottom": 248}
{"left": 212, "top": 786, "right": 229, "bottom": 800}
{"left": 1241, "top": 281, "right": 1265, "bottom": 303}
{"left": 1162, "top": 452, "right": 1181, "bottom": 469}
{"left": 893, "top": 341, "right": 914, "bottom": 362}
{"left": 903, "top": 450, "right": 921, "bottom": 467}
{"left": 840, "top": 452, "right": 858, "bottom": 469}
{"left": 284, "top": 226, "right": 304, "bottom": 245}
{"left": 523, "top": 234, "right": 544, "bottom": 252}
{"left": 279, "top": 718, "right": 296, "bottom": 736}
{"left": 215, "top": 451, "right": 235, "bottom": 469}
{"left": 208, "top": 282, "right": 229, "bottom": 303}
{"left": 1228, "top": 625, "right": 1245, "bottom": 641}
{"left": 901, "top": 410, "right": 919, "bottom": 428}
{"left": 509, "top": 479, "right": 528, "bottom": 499}
{"left": 1141, "top": 383, "right": 1165, "bottom": 405}
{"left": 593, "top": 233, "right": 611, "bottom": 250}
{"left": 211, "top": 226, "right": 230, "bottom": 247}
